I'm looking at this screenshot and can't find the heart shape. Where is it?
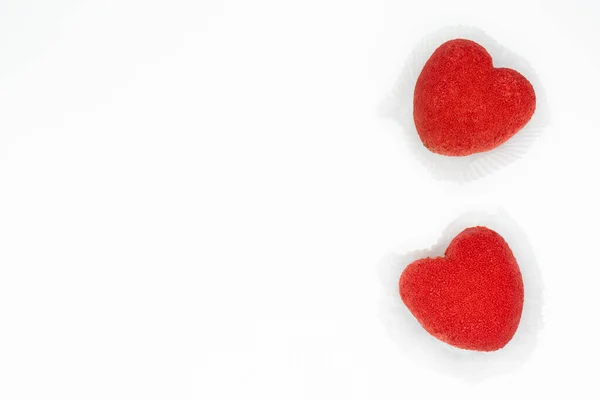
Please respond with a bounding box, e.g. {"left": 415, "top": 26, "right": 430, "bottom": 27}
{"left": 413, "top": 39, "right": 536, "bottom": 156}
{"left": 399, "top": 227, "right": 524, "bottom": 351}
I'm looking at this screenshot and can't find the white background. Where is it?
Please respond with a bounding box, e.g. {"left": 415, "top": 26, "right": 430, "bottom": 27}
{"left": 1, "top": 0, "right": 599, "bottom": 398}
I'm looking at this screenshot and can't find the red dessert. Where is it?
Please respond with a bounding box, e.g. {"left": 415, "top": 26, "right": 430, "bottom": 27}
{"left": 399, "top": 227, "right": 524, "bottom": 351}
{"left": 413, "top": 39, "right": 536, "bottom": 156}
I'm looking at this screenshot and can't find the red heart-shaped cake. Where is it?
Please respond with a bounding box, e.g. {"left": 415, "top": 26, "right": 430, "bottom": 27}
{"left": 399, "top": 226, "right": 524, "bottom": 351}
{"left": 413, "top": 39, "right": 536, "bottom": 156}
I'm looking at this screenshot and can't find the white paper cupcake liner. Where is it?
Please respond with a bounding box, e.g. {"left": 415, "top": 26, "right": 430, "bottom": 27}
{"left": 380, "top": 26, "right": 550, "bottom": 182}
{"left": 376, "top": 209, "right": 544, "bottom": 381}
